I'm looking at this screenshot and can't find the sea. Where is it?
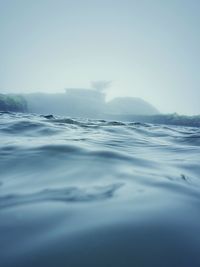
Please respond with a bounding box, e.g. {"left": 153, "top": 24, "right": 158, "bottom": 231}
{"left": 0, "top": 112, "right": 200, "bottom": 267}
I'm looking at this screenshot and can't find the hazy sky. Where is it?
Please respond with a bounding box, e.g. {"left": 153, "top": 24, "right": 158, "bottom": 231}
{"left": 0, "top": 0, "right": 200, "bottom": 115}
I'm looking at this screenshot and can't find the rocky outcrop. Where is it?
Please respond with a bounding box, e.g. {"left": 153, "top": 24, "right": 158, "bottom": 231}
{"left": 0, "top": 94, "right": 28, "bottom": 112}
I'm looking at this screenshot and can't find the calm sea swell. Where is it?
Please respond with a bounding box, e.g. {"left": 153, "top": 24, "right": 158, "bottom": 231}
{"left": 0, "top": 112, "right": 200, "bottom": 267}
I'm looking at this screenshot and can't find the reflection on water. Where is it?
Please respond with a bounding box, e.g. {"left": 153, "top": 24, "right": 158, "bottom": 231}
{"left": 0, "top": 112, "right": 200, "bottom": 267}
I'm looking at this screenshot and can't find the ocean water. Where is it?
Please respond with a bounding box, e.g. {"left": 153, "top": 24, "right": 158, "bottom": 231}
{"left": 0, "top": 112, "right": 200, "bottom": 267}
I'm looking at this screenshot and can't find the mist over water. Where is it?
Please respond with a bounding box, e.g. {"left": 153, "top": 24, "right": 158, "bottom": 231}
{"left": 1, "top": 0, "right": 200, "bottom": 265}
{"left": 1, "top": 1, "right": 200, "bottom": 115}
{"left": 0, "top": 112, "right": 200, "bottom": 266}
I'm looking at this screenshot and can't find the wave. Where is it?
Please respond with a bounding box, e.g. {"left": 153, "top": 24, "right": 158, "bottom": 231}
{"left": 0, "top": 183, "right": 124, "bottom": 209}
{"left": 114, "top": 113, "right": 200, "bottom": 127}
{"left": 1, "top": 112, "right": 200, "bottom": 267}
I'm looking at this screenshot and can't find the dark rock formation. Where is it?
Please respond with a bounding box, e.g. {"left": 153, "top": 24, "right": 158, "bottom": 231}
{"left": 0, "top": 94, "right": 28, "bottom": 112}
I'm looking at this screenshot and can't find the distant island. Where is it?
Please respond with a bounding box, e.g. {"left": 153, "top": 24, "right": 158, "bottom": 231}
{"left": 1, "top": 88, "right": 200, "bottom": 127}
{"left": 0, "top": 87, "right": 159, "bottom": 117}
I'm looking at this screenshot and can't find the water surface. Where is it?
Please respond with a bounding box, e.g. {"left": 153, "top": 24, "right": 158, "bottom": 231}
{"left": 0, "top": 112, "right": 200, "bottom": 267}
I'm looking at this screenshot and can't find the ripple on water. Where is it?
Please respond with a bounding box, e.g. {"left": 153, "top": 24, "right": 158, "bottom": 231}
{"left": 0, "top": 183, "right": 124, "bottom": 209}
{"left": 0, "top": 113, "right": 200, "bottom": 267}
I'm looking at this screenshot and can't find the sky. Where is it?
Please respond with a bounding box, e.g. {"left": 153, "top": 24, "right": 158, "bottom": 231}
{"left": 0, "top": 0, "right": 200, "bottom": 115}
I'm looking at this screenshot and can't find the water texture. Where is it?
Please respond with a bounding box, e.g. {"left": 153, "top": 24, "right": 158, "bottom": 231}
{"left": 0, "top": 112, "right": 200, "bottom": 267}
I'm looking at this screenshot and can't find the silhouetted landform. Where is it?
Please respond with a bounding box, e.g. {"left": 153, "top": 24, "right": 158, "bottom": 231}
{"left": 1, "top": 89, "right": 199, "bottom": 127}
{"left": 21, "top": 88, "right": 159, "bottom": 118}
{"left": 23, "top": 89, "right": 106, "bottom": 117}
{"left": 0, "top": 94, "right": 27, "bottom": 112}
{"left": 107, "top": 97, "right": 159, "bottom": 115}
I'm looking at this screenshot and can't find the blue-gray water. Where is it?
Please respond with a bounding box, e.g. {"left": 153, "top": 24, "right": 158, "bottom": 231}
{"left": 0, "top": 112, "right": 200, "bottom": 267}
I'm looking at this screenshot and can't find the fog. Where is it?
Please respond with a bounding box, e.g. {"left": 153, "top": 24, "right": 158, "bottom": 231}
{"left": 22, "top": 88, "right": 159, "bottom": 118}
{"left": 0, "top": 0, "right": 200, "bottom": 115}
